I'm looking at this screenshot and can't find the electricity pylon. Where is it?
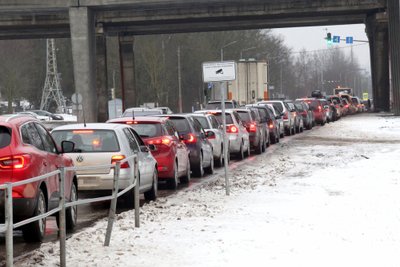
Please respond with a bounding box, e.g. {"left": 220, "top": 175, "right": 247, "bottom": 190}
{"left": 40, "top": 39, "right": 66, "bottom": 112}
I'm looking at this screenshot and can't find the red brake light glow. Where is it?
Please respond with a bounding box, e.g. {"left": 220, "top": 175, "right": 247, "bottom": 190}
{"left": 148, "top": 137, "right": 171, "bottom": 146}
{"left": 186, "top": 133, "right": 197, "bottom": 143}
{"left": 111, "top": 155, "right": 130, "bottom": 168}
{"left": 247, "top": 123, "right": 257, "bottom": 132}
{"left": 227, "top": 125, "right": 238, "bottom": 133}
{"left": 73, "top": 130, "right": 94, "bottom": 134}
{"left": 0, "top": 155, "right": 30, "bottom": 169}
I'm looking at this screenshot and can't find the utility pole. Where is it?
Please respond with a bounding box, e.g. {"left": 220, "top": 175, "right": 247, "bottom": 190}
{"left": 40, "top": 39, "right": 66, "bottom": 113}
{"left": 177, "top": 45, "right": 182, "bottom": 113}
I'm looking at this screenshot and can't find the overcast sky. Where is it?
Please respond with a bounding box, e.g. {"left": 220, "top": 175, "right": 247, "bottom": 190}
{"left": 272, "top": 24, "right": 371, "bottom": 73}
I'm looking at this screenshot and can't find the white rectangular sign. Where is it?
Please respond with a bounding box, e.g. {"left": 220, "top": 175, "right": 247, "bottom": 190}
{"left": 202, "top": 61, "right": 236, "bottom": 82}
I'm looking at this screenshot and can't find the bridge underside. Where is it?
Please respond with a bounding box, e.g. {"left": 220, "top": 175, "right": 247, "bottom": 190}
{"left": 0, "top": 0, "right": 396, "bottom": 120}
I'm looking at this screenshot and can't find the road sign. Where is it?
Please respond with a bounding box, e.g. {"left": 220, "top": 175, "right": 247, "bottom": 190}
{"left": 202, "top": 61, "right": 236, "bottom": 82}
{"left": 363, "top": 92, "right": 369, "bottom": 100}
{"left": 332, "top": 35, "right": 340, "bottom": 43}
{"left": 269, "top": 85, "right": 275, "bottom": 90}
{"left": 346, "top": 36, "right": 353, "bottom": 44}
{"left": 71, "top": 93, "right": 82, "bottom": 104}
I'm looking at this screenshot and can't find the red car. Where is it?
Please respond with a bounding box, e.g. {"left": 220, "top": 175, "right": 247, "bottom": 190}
{"left": 0, "top": 114, "right": 77, "bottom": 242}
{"left": 107, "top": 116, "right": 190, "bottom": 189}
{"left": 297, "top": 98, "right": 327, "bottom": 125}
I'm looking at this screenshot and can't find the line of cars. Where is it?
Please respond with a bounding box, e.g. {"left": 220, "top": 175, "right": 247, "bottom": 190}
{"left": 0, "top": 94, "right": 364, "bottom": 242}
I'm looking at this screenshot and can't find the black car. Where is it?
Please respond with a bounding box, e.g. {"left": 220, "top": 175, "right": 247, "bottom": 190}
{"left": 294, "top": 100, "right": 313, "bottom": 130}
{"left": 159, "top": 114, "right": 214, "bottom": 177}
{"left": 246, "top": 104, "right": 277, "bottom": 145}
{"left": 235, "top": 108, "right": 265, "bottom": 154}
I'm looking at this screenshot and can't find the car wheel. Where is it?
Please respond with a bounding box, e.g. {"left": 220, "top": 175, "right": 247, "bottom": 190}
{"left": 194, "top": 153, "right": 204, "bottom": 177}
{"left": 57, "top": 181, "right": 78, "bottom": 231}
{"left": 205, "top": 155, "right": 214, "bottom": 174}
{"left": 216, "top": 145, "right": 224, "bottom": 167}
{"left": 168, "top": 161, "right": 179, "bottom": 190}
{"left": 180, "top": 158, "right": 191, "bottom": 184}
{"left": 144, "top": 169, "right": 158, "bottom": 201}
{"left": 23, "top": 188, "right": 47, "bottom": 242}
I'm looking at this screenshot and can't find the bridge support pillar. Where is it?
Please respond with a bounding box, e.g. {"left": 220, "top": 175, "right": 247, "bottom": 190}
{"left": 69, "top": 7, "right": 97, "bottom": 122}
{"left": 118, "top": 35, "right": 137, "bottom": 111}
{"left": 366, "top": 13, "right": 390, "bottom": 112}
{"left": 96, "top": 33, "right": 109, "bottom": 122}
{"left": 388, "top": 0, "right": 400, "bottom": 115}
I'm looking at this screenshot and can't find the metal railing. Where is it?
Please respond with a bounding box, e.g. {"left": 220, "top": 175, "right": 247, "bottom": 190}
{"left": 0, "top": 154, "right": 139, "bottom": 267}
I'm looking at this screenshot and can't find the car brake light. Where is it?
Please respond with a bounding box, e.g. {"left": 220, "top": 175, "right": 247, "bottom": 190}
{"left": 226, "top": 125, "right": 238, "bottom": 133}
{"left": 73, "top": 130, "right": 93, "bottom": 134}
{"left": 283, "top": 112, "right": 288, "bottom": 120}
{"left": 0, "top": 154, "right": 30, "bottom": 169}
{"left": 269, "top": 123, "right": 274, "bottom": 129}
{"left": 318, "top": 106, "right": 322, "bottom": 111}
{"left": 111, "top": 155, "right": 130, "bottom": 168}
{"left": 247, "top": 123, "right": 257, "bottom": 133}
{"left": 148, "top": 136, "right": 171, "bottom": 146}
{"left": 12, "top": 191, "right": 24, "bottom": 198}
{"left": 345, "top": 104, "right": 349, "bottom": 108}
{"left": 184, "top": 133, "right": 197, "bottom": 144}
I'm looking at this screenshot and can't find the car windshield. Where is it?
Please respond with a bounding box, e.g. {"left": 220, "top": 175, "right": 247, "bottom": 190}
{"left": 169, "top": 117, "right": 191, "bottom": 133}
{"left": 214, "top": 113, "right": 234, "bottom": 124}
{"left": 193, "top": 116, "right": 209, "bottom": 129}
{"left": 51, "top": 129, "right": 120, "bottom": 152}
{"left": 237, "top": 111, "right": 251, "bottom": 122}
{"left": 129, "top": 123, "right": 162, "bottom": 138}
{"left": 0, "top": 126, "right": 11, "bottom": 149}
{"left": 206, "top": 102, "right": 234, "bottom": 109}
{"left": 122, "top": 110, "right": 162, "bottom": 117}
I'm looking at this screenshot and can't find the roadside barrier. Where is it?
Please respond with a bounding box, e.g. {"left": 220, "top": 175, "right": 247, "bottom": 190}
{"left": 0, "top": 154, "right": 139, "bottom": 267}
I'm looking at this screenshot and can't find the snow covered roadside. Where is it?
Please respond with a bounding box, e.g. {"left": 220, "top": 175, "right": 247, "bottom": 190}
{"left": 15, "top": 113, "right": 400, "bottom": 267}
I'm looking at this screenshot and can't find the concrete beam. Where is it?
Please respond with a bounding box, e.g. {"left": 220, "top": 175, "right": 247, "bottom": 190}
{"left": 118, "top": 35, "right": 137, "bottom": 111}
{"left": 69, "top": 7, "right": 98, "bottom": 122}
{"left": 388, "top": 0, "right": 400, "bottom": 115}
{"left": 96, "top": 34, "right": 109, "bottom": 122}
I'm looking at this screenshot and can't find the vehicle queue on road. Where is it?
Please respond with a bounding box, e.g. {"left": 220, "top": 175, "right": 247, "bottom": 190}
{"left": 0, "top": 93, "right": 365, "bottom": 243}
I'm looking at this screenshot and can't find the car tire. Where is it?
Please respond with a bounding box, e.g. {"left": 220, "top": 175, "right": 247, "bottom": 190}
{"left": 194, "top": 153, "right": 204, "bottom": 177}
{"left": 216, "top": 145, "right": 224, "bottom": 167}
{"left": 23, "top": 188, "right": 47, "bottom": 242}
{"left": 180, "top": 158, "right": 191, "bottom": 184}
{"left": 168, "top": 161, "right": 179, "bottom": 190}
{"left": 205, "top": 155, "right": 214, "bottom": 174}
{"left": 144, "top": 169, "right": 158, "bottom": 201}
{"left": 57, "top": 181, "right": 78, "bottom": 231}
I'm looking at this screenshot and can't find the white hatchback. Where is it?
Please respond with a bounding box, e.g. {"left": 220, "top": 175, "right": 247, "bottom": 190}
{"left": 51, "top": 123, "right": 158, "bottom": 204}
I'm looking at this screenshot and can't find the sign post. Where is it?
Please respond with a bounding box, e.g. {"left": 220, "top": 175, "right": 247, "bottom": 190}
{"left": 202, "top": 61, "right": 236, "bottom": 196}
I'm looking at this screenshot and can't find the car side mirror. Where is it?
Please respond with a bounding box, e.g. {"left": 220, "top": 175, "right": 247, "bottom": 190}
{"left": 206, "top": 130, "right": 216, "bottom": 139}
{"left": 148, "top": 144, "right": 156, "bottom": 151}
{"left": 275, "top": 115, "right": 280, "bottom": 120}
{"left": 61, "top": 140, "right": 74, "bottom": 153}
{"left": 140, "top": 145, "right": 150, "bottom": 153}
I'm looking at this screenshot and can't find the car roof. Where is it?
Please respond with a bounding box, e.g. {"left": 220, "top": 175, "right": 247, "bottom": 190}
{"left": 0, "top": 114, "right": 39, "bottom": 125}
{"left": 51, "top": 123, "right": 128, "bottom": 131}
{"left": 107, "top": 116, "right": 167, "bottom": 123}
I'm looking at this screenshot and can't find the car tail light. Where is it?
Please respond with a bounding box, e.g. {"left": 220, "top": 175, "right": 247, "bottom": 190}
{"left": 246, "top": 123, "right": 257, "bottom": 133}
{"left": 345, "top": 104, "right": 349, "bottom": 108}
{"left": 73, "top": 130, "right": 93, "bottom": 134}
{"left": 111, "top": 155, "right": 130, "bottom": 168}
{"left": 12, "top": 191, "right": 24, "bottom": 198}
{"left": 148, "top": 136, "right": 172, "bottom": 146}
{"left": 283, "top": 112, "right": 288, "bottom": 120}
{"left": 226, "top": 125, "right": 238, "bottom": 133}
{"left": 183, "top": 133, "right": 197, "bottom": 144}
{"left": 126, "top": 121, "right": 138, "bottom": 124}
{"left": 318, "top": 105, "right": 322, "bottom": 111}
{"left": 0, "top": 154, "right": 30, "bottom": 169}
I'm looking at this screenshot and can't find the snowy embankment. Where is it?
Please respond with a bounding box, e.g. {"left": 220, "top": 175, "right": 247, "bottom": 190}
{"left": 16, "top": 113, "right": 400, "bottom": 267}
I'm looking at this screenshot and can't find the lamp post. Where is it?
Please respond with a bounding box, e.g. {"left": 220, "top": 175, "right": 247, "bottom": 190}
{"left": 220, "top": 40, "right": 237, "bottom": 61}
{"left": 240, "top": 46, "right": 256, "bottom": 59}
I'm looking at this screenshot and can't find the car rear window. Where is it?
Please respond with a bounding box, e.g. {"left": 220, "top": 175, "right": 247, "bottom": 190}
{"left": 294, "top": 103, "right": 305, "bottom": 111}
{"left": 268, "top": 102, "right": 283, "bottom": 113}
{"left": 214, "top": 113, "right": 234, "bottom": 124}
{"left": 51, "top": 129, "right": 120, "bottom": 152}
{"left": 169, "top": 117, "right": 191, "bottom": 133}
{"left": 193, "top": 116, "right": 209, "bottom": 129}
{"left": 129, "top": 122, "right": 162, "bottom": 138}
{"left": 237, "top": 111, "right": 251, "bottom": 123}
{"left": 305, "top": 100, "right": 320, "bottom": 110}
{"left": 0, "top": 126, "right": 11, "bottom": 149}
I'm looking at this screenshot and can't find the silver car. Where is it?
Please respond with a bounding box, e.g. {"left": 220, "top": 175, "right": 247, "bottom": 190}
{"left": 191, "top": 113, "right": 226, "bottom": 166}
{"left": 51, "top": 123, "right": 158, "bottom": 205}
{"left": 196, "top": 110, "right": 250, "bottom": 160}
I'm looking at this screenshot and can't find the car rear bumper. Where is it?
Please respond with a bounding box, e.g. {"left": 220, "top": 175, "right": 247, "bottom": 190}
{"left": 0, "top": 194, "right": 36, "bottom": 222}
{"left": 77, "top": 171, "right": 133, "bottom": 191}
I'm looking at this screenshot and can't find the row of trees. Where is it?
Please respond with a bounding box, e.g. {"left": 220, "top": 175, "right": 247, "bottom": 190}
{"left": 0, "top": 29, "right": 370, "bottom": 114}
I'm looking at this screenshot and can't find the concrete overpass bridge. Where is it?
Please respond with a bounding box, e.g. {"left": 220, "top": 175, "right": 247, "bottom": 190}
{"left": 0, "top": 0, "right": 399, "bottom": 121}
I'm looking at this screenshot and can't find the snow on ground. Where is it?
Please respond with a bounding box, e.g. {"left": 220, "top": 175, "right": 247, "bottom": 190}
{"left": 15, "top": 113, "right": 400, "bottom": 267}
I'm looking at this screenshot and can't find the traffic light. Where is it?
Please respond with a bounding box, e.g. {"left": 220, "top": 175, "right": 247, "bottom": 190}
{"left": 326, "top": 32, "right": 332, "bottom": 45}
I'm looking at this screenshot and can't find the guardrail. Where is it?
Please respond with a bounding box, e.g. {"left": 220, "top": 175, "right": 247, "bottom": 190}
{"left": 0, "top": 154, "right": 139, "bottom": 267}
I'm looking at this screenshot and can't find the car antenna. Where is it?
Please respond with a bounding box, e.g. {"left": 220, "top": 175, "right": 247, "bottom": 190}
{"left": 132, "top": 110, "right": 135, "bottom": 120}
{"left": 82, "top": 101, "right": 87, "bottom": 127}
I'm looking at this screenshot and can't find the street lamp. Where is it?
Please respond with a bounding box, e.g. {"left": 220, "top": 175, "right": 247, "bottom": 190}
{"left": 240, "top": 46, "right": 256, "bottom": 59}
{"left": 220, "top": 40, "right": 238, "bottom": 61}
